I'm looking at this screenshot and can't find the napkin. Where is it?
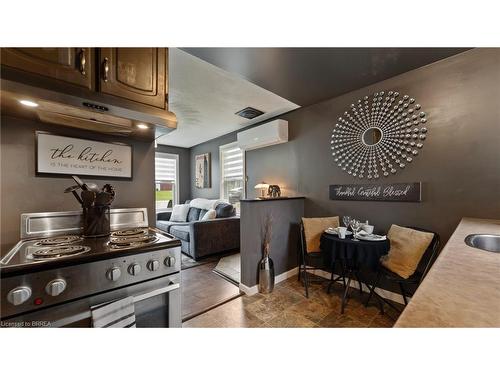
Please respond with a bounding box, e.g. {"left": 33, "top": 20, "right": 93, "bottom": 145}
{"left": 356, "top": 231, "right": 386, "bottom": 240}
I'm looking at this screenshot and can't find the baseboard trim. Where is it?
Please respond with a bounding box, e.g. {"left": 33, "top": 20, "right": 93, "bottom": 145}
{"left": 238, "top": 283, "right": 258, "bottom": 296}
{"left": 239, "top": 267, "right": 299, "bottom": 296}
{"left": 240, "top": 267, "right": 406, "bottom": 305}
{"left": 276, "top": 266, "right": 299, "bottom": 284}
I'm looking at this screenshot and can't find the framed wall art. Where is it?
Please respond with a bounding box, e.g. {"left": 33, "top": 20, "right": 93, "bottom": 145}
{"left": 195, "top": 152, "right": 211, "bottom": 188}
{"left": 331, "top": 90, "right": 428, "bottom": 179}
{"left": 36, "top": 132, "right": 133, "bottom": 179}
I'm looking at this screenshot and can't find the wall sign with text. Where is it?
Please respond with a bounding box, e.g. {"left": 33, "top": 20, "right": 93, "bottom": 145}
{"left": 329, "top": 182, "right": 421, "bottom": 202}
{"left": 36, "top": 133, "right": 133, "bottom": 178}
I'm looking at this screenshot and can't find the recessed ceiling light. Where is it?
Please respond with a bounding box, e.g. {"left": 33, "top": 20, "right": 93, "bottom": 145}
{"left": 19, "top": 99, "right": 39, "bottom": 107}
{"left": 136, "top": 123, "right": 149, "bottom": 129}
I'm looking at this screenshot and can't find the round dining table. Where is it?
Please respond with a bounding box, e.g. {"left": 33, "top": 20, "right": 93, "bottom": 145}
{"left": 320, "top": 232, "right": 390, "bottom": 313}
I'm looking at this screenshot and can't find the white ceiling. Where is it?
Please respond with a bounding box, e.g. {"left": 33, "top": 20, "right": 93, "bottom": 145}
{"left": 156, "top": 48, "right": 299, "bottom": 148}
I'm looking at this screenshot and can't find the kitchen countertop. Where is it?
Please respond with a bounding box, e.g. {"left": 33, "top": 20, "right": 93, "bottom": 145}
{"left": 395, "top": 217, "right": 500, "bottom": 327}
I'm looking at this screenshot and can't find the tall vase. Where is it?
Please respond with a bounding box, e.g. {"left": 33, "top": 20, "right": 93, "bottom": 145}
{"left": 258, "top": 255, "right": 275, "bottom": 294}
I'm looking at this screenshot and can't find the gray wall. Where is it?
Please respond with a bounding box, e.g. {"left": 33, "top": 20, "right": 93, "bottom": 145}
{"left": 240, "top": 198, "right": 304, "bottom": 287}
{"left": 1, "top": 116, "right": 155, "bottom": 253}
{"left": 245, "top": 48, "right": 500, "bottom": 246}
{"left": 186, "top": 48, "right": 499, "bottom": 250}
{"left": 155, "top": 144, "right": 191, "bottom": 204}
{"left": 189, "top": 132, "right": 237, "bottom": 200}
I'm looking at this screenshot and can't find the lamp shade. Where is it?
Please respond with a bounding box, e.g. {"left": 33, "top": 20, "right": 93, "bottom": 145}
{"left": 254, "top": 182, "right": 269, "bottom": 189}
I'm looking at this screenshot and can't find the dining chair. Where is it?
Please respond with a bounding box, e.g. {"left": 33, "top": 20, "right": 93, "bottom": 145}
{"left": 299, "top": 217, "right": 345, "bottom": 298}
{"left": 365, "top": 226, "right": 440, "bottom": 314}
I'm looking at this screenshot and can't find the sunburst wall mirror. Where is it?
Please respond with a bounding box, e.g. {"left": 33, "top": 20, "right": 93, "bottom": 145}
{"left": 331, "top": 90, "right": 428, "bottom": 179}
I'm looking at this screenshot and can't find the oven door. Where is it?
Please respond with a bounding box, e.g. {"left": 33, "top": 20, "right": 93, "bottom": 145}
{"left": 2, "top": 274, "right": 181, "bottom": 328}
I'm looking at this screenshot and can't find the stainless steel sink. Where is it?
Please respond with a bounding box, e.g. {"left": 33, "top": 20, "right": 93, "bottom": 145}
{"left": 464, "top": 234, "right": 500, "bottom": 253}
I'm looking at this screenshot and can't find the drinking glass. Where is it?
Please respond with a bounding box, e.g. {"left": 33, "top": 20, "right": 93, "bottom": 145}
{"left": 343, "top": 216, "right": 351, "bottom": 229}
{"left": 350, "top": 219, "right": 361, "bottom": 240}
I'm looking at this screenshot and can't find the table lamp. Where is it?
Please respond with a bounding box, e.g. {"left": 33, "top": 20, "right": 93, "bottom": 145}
{"left": 254, "top": 182, "right": 269, "bottom": 199}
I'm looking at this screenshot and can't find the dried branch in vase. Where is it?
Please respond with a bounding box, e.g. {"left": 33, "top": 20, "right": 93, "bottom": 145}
{"left": 262, "top": 214, "right": 273, "bottom": 257}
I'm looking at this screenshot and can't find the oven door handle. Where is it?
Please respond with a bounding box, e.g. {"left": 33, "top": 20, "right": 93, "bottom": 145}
{"left": 132, "top": 282, "right": 180, "bottom": 303}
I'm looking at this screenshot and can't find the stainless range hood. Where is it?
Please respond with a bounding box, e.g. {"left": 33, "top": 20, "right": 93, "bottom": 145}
{"left": 0, "top": 78, "right": 177, "bottom": 141}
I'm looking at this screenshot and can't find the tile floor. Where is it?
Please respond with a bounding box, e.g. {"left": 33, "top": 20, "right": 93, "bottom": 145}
{"left": 183, "top": 276, "right": 401, "bottom": 328}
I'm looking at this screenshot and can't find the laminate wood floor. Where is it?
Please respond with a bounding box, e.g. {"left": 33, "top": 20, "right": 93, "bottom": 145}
{"left": 181, "top": 260, "right": 241, "bottom": 320}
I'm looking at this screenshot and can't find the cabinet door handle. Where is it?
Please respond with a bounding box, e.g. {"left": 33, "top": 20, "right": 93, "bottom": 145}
{"left": 78, "top": 49, "right": 86, "bottom": 76}
{"left": 102, "top": 57, "right": 109, "bottom": 82}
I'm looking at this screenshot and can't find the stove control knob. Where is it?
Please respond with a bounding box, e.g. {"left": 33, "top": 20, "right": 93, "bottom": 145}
{"left": 128, "top": 263, "right": 142, "bottom": 276}
{"left": 7, "top": 286, "right": 32, "bottom": 306}
{"left": 147, "top": 260, "right": 160, "bottom": 271}
{"left": 106, "top": 266, "right": 121, "bottom": 281}
{"left": 164, "top": 256, "right": 176, "bottom": 267}
{"left": 45, "top": 279, "right": 67, "bottom": 297}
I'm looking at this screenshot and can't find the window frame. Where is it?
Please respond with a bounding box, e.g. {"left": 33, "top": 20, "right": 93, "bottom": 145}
{"left": 155, "top": 152, "right": 179, "bottom": 213}
{"left": 219, "top": 141, "right": 246, "bottom": 204}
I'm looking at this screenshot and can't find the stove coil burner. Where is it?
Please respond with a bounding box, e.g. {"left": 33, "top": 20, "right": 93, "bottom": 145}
{"left": 34, "top": 235, "right": 82, "bottom": 247}
{"left": 109, "top": 234, "right": 159, "bottom": 249}
{"left": 111, "top": 228, "right": 149, "bottom": 237}
{"left": 30, "top": 245, "right": 91, "bottom": 260}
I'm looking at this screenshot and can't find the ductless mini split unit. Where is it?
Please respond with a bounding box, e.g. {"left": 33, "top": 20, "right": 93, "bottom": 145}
{"left": 236, "top": 119, "right": 288, "bottom": 151}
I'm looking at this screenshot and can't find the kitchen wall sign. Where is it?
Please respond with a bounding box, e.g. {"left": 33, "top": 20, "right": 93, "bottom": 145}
{"left": 331, "top": 90, "right": 428, "bottom": 179}
{"left": 329, "top": 182, "right": 422, "bottom": 202}
{"left": 195, "top": 152, "right": 211, "bottom": 188}
{"left": 36, "top": 132, "right": 132, "bottom": 178}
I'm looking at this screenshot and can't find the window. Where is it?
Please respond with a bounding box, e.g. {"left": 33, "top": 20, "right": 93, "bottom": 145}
{"left": 155, "top": 152, "right": 179, "bottom": 212}
{"left": 219, "top": 142, "right": 245, "bottom": 212}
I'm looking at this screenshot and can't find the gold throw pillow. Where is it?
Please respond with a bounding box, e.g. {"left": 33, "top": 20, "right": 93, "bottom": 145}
{"left": 302, "top": 216, "right": 340, "bottom": 253}
{"left": 381, "top": 225, "right": 434, "bottom": 279}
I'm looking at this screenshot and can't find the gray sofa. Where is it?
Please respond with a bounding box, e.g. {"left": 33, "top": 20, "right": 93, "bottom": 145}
{"left": 156, "top": 201, "right": 240, "bottom": 260}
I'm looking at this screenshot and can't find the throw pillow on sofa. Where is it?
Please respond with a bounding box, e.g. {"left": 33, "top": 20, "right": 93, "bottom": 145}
{"left": 189, "top": 198, "right": 224, "bottom": 211}
{"left": 170, "top": 204, "right": 190, "bottom": 222}
{"left": 215, "top": 202, "right": 235, "bottom": 218}
{"left": 201, "top": 209, "right": 216, "bottom": 221}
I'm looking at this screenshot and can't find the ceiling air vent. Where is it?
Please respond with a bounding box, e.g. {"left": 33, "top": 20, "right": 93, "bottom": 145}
{"left": 235, "top": 106, "right": 264, "bottom": 120}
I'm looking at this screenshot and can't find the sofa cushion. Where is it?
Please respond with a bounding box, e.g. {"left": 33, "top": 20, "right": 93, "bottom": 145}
{"left": 156, "top": 220, "right": 173, "bottom": 233}
{"left": 187, "top": 207, "right": 201, "bottom": 222}
{"left": 169, "top": 225, "right": 190, "bottom": 241}
{"left": 156, "top": 221, "right": 189, "bottom": 233}
{"left": 215, "top": 203, "right": 235, "bottom": 218}
{"left": 171, "top": 204, "right": 190, "bottom": 222}
{"left": 200, "top": 209, "right": 216, "bottom": 221}
{"left": 199, "top": 209, "right": 208, "bottom": 220}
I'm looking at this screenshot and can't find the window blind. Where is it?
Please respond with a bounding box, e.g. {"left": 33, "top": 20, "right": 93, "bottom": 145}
{"left": 155, "top": 153, "right": 177, "bottom": 181}
{"left": 221, "top": 146, "right": 243, "bottom": 180}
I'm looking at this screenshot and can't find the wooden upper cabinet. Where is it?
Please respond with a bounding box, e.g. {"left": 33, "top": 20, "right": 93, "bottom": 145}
{"left": 99, "top": 48, "right": 167, "bottom": 109}
{"left": 1, "top": 48, "right": 93, "bottom": 89}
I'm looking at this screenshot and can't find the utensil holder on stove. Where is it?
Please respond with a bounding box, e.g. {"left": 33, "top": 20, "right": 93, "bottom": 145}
{"left": 83, "top": 205, "right": 110, "bottom": 237}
